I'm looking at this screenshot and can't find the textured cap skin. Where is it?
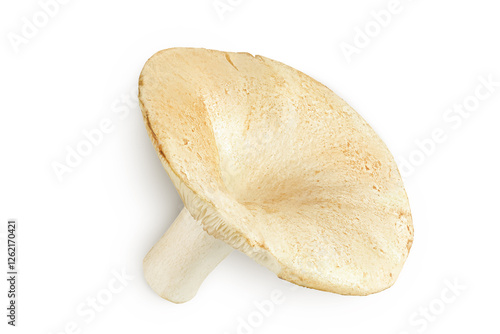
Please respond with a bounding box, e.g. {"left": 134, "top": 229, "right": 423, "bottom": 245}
{"left": 139, "top": 48, "right": 413, "bottom": 295}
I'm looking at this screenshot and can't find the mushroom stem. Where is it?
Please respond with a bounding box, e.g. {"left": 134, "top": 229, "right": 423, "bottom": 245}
{"left": 143, "top": 207, "right": 233, "bottom": 303}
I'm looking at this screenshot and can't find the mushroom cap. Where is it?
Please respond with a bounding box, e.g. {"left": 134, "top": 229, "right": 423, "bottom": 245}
{"left": 139, "top": 48, "right": 413, "bottom": 295}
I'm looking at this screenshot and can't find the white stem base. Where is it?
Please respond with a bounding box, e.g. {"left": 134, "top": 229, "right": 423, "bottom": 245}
{"left": 143, "top": 207, "right": 233, "bottom": 303}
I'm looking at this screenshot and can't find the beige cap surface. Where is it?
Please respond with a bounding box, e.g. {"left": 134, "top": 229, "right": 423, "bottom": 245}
{"left": 139, "top": 47, "right": 413, "bottom": 297}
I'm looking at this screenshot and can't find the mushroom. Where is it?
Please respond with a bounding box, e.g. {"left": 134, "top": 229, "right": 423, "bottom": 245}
{"left": 139, "top": 48, "right": 413, "bottom": 303}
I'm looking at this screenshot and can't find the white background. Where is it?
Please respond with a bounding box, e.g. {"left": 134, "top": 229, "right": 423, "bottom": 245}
{"left": 1, "top": 0, "right": 499, "bottom": 333}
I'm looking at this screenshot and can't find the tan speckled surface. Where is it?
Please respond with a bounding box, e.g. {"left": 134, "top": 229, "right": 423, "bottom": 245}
{"left": 139, "top": 48, "right": 413, "bottom": 295}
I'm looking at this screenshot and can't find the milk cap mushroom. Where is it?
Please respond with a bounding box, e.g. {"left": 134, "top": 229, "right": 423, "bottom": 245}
{"left": 139, "top": 48, "right": 413, "bottom": 303}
